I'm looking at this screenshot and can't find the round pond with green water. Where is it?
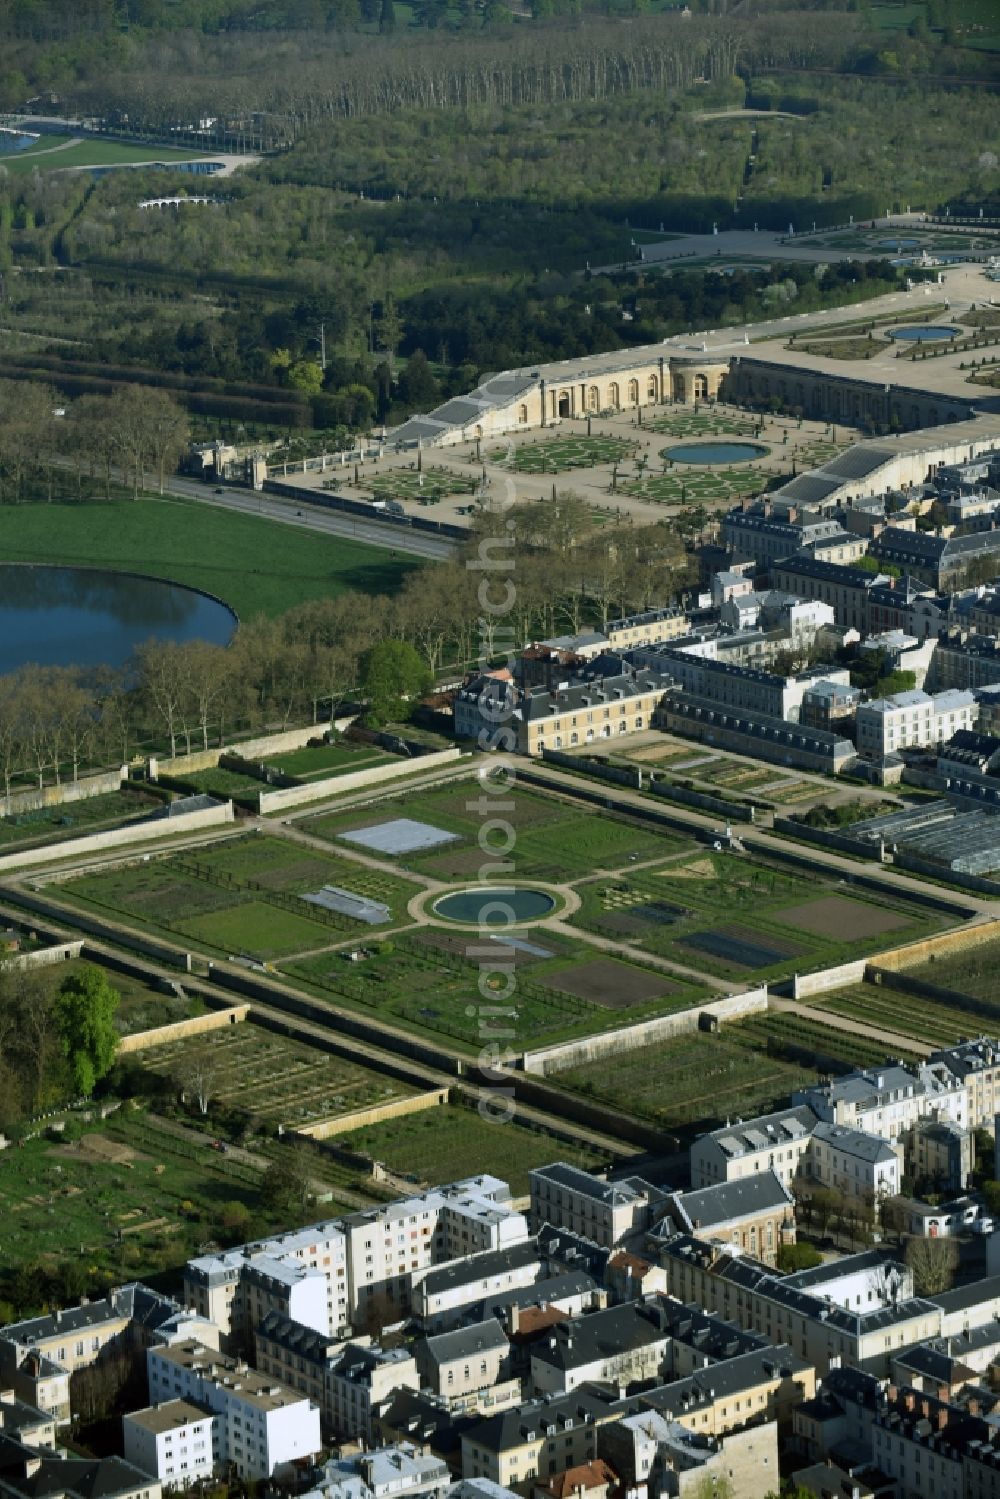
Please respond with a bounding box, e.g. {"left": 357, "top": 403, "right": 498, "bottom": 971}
{"left": 433, "top": 887, "right": 556, "bottom": 925}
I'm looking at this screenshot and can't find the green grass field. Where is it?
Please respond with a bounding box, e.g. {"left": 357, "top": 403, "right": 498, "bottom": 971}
{"left": 264, "top": 742, "right": 395, "bottom": 779}
{"left": 4, "top": 139, "right": 214, "bottom": 175}
{"left": 569, "top": 848, "right": 940, "bottom": 985}
{"left": 170, "top": 766, "right": 267, "bottom": 799}
{"left": 58, "top": 832, "right": 424, "bottom": 958}
{"left": 340, "top": 1103, "right": 604, "bottom": 1195}
{"left": 0, "top": 789, "right": 159, "bottom": 852}
{"left": 305, "top": 780, "right": 683, "bottom": 881}
{"left": 0, "top": 499, "right": 419, "bottom": 618}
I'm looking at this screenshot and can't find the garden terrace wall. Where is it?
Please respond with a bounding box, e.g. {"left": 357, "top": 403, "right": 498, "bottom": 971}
{"left": 0, "top": 799, "right": 235, "bottom": 875}
{"left": 787, "top": 959, "right": 869, "bottom": 999}
{"left": 149, "top": 722, "right": 345, "bottom": 779}
{"left": 540, "top": 748, "right": 753, "bottom": 822}
{"left": 0, "top": 766, "right": 127, "bottom": 820}
{"left": 255, "top": 747, "right": 464, "bottom": 812}
{"left": 864, "top": 966, "right": 1000, "bottom": 1027}
{"left": 772, "top": 816, "right": 884, "bottom": 859}
{"left": 867, "top": 918, "right": 1000, "bottom": 972}
{"left": 520, "top": 986, "right": 768, "bottom": 1076}
{"left": 297, "top": 1087, "right": 450, "bottom": 1139}
{"left": 893, "top": 852, "right": 1000, "bottom": 899}
{"left": 517, "top": 766, "right": 708, "bottom": 842}
{"left": 2, "top": 886, "right": 194, "bottom": 972}
{"left": 8, "top": 940, "right": 85, "bottom": 969}
{"left": 208, "top": 966, "right": 465, "bottom": 1079}
{"left": 118, "top": 1003, "right": 251, "bottom": 1055}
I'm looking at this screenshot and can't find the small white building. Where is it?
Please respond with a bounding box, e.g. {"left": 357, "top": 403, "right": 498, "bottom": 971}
{"left": 123, "top": 1400, "right": 216, "bottom": 1490}
{"left": 803, "top": 1122, "right": 903, "bottom": 1207}
{"left": 855, "top": 687, "right": 976, "bottom": 760}
{"left": 147, "top": 1341, "right": 321, "bottom": 1481}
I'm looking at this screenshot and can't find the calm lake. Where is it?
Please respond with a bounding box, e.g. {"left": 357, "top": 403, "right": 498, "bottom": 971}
{"left": 0, "top": 565, "right": 236, "bottom": 674}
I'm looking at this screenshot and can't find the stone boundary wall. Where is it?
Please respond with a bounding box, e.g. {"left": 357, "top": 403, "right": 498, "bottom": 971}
{"left": 538, "top": 750, "right": 753, "bottom": 822}
{"left": 118, "top": 1004, "right": 251, "bottom": 1055}
{"left": 789, "top": 959, "right": 869, "bottom": 999}
{"left": 521, "top": 986, "right": 768, "bottom": 1076}
{"left": 893, "top": 852, "right": 1000, "bottom": 900}
{"left": 6, "top": 940, "right": 85, "bottom": 969}
{"left": 865, "top": 966, "right": 1000, "bottom": 1027}
{"left": 0, "top": 766, "right": 127, "bottom": 821}
{"left": 867, "top": 918, "right": 1000, "bottom": 973}
{"left": 255, "top": 747, "right": 463, "bottom": 812}
{"left": 150, "top": 721, "right": 352, "bottom": 779}
{"left": 0, "top": 799, "right": 235, "bottom": 875}
{"left": 772, "top": 816, "right": 883, "bottom": 860}
{"left": 649, "top": 777, "right": 753, "bottom": 824}
{"left": 3, "top": 887, "right": 193, "bottom": 972}
{"left": 297, "top": 1087, "right": 450, "bottom": 1139}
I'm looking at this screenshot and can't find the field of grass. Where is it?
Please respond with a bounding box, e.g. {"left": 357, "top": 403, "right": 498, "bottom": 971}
{"left": 264, "top": 742, "right": 395, "bottom": 779}
{"left": 283, "top": 929, "right": 697, "bottom": 1051}
{"left": 5, "top": 140, "right": 213, "bottom": 175}
{"left": 569, "top": 848, "right": 936, "bottom": 985}
{"left": 340, "top": 1103, "right": 604, "bottom": 1195}
{"left": 556, "top": 1027, "right": 823, "bottom": 1132}
{"left": 24, "top": 956, "right": 203, "bottom": 1038}
{"left": 170, "top": 766, "right": 266, "bottom": 799}
{"left": 58, "top": 832, "right": 424, "bottom": 958}
{"left": 0, "top": 499, "right": 419, "bottom": 619}
{"left": 137, "top": 1024, "right": 415, "bottom": 1129}
{"left": 0, "top": 788, "right": 160, "bottom": 852}
{"left": 305, "top": 780, "right": 683, "bottom": 881}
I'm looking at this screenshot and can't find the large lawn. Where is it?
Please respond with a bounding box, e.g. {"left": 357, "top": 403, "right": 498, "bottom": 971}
{"left": 5, "top": 140, "right": 214, "bottom": 175}
{"left": 0, "top": 499, "right": 419, "bottom": 618}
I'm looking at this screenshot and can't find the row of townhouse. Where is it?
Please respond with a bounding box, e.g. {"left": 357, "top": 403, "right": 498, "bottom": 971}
{"left": 183, "top": 1175, "right": 526, "bottom": 1346}
{"left": 691, "top": 1044, "right": 1000, "bottom": 1204}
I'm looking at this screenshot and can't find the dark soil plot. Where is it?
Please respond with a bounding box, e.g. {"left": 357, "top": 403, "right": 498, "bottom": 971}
{"left": 680, "top": 927, "right": 797, "bottom": 970}
{"left": 633, "top": 901, "right": 688, "bottom": 924}
{"left": 411, "top": 928, "right": 561, "bottom": 967}
{"left": 776, "top": 895, "right": 908, "bottom": 941}
{"left": 547, "top": 957, "right": 676, "bottom": 1007}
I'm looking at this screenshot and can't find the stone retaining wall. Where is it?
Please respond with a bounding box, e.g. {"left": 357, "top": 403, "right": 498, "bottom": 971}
{"left": 521, "top": 986, "right": 768, "bottom": 1076}
{"left": 118, "top": 1004, "right": 251, "bottom": 1055}
{"left": 867, "top": 918, "right": 1000, "bottom": 972}
{"left": 297, "top": 1087, "right": 450, "bottom": 1139}
{"left": 256, "top": 747, "right": 464, "bottom": 813}
{"left": 150, "top": 721, "right": 349, "bottom": 779}
{"left": 0, "top": 799, "right": 235, "bottom": 874}
{"left": 0, "top": 767, "right": 127, "bottom": 820}
{"left": 790, "top": 959, "right": 868, "bottom": 999}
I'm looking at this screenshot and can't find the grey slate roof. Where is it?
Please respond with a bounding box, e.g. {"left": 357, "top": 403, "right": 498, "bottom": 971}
{"left": 424, "top": 1319, "right": 507, "bottom": 1369}
{"left": 532, "top": 1164, "right": 651, "bottom": 1208}
{"left": 419, "top": 1240, "right": 540, "bottom": 1300}
{"left": 664, "top": 1170, "right": 793, "bottom": 1233}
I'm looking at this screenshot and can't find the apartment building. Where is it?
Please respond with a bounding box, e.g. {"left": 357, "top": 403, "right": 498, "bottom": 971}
{"left": 801, "top": 1123, "right": 903, "bottom": 1206}
{"left": 655, "top": 691, "right": 857, "bottom": 775}
{"left": 461, "top": 1346, "right": 813, "bottom": 1486}
{"left": 604, "top": 608, "right": 689, "bottom": 652}
{"left": 454, "top": 671, "right": 518, "bottom": 747}
{"left": 529, "top": 1166, "right": 665, "bottom": 1249}
{"left": 254, "top": 1312, "right": 343, "bottom": 1415}
{"left": 326, "top": 1343, "right": 420, "bottom": 1442}
{"left": 690, "top": 1106, "right": 819, "bottom": 1191}
{"left": 795, "top": 1062, "right": 968, "bottom": 1136}
{"left": 662, "top": 650, "right": 852, "bottom": 725}
{"left": 599, "top": 1409, "right": 780, "bottom": 1499}
{"left": 770, "top": 557, "right": 888, "bottom": 631}
{"left": 184, "top": 1176, "right": 526, "bottom": 1341}
{"left": 855, "top": 687, "right": 976, "bottom": 760}
{"left": 0, "top": 1432, "right": 162, "bottom": 1499}
{"left": 146, "top": 1340, "right": 322, "bottom": 1480}
{"left": 123, "top": 1400, "right": 217, "bottom": 1491}
{"left": 412, "top": 1241, "right": 543, "bottom": 1328}
{"left": 419, "top": 1321, "right": 517, "bottom": 1415}
{"left": 929, "top": 1038, "right": 1000, "bottom": 1131}
{"left": 308, "top": 1445, "right": 452, "bottom": 1499}
{"left": 0, "top": 1285, "right": 217, "bottom": 1422}
{"left": 659, "top": 1236, "right": 941, "bottom": 1377}
{"left": 721, "top": 511, "right": 863, "bottom": 573}
{"left": 530, "top": 1302, "right": 675, "bottom": 1396}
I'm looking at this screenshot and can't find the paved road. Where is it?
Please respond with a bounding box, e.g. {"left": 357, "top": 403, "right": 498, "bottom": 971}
{"left": 160, "top": 474, "right": 456, "bottom": 561}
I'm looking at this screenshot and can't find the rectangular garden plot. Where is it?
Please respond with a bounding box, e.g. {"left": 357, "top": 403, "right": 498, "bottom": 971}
{"left": 546, "top": 957, "right": 679, "bottom": 1007}
{"left": 339, "top": 817, "right": 459, "bottom": 855}
{"left": 680, "top": 927, "right": 799, "bottom": 970}
{"left": 777, "top": 896, "right": 909, "bottom": 941}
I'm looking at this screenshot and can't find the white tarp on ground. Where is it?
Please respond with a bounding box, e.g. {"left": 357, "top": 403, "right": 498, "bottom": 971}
{"left": 338, "top": 817, "right": 459, "bottom": 855}
{"left": 301, "top": 886, "right": 391, "bottom": 924}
